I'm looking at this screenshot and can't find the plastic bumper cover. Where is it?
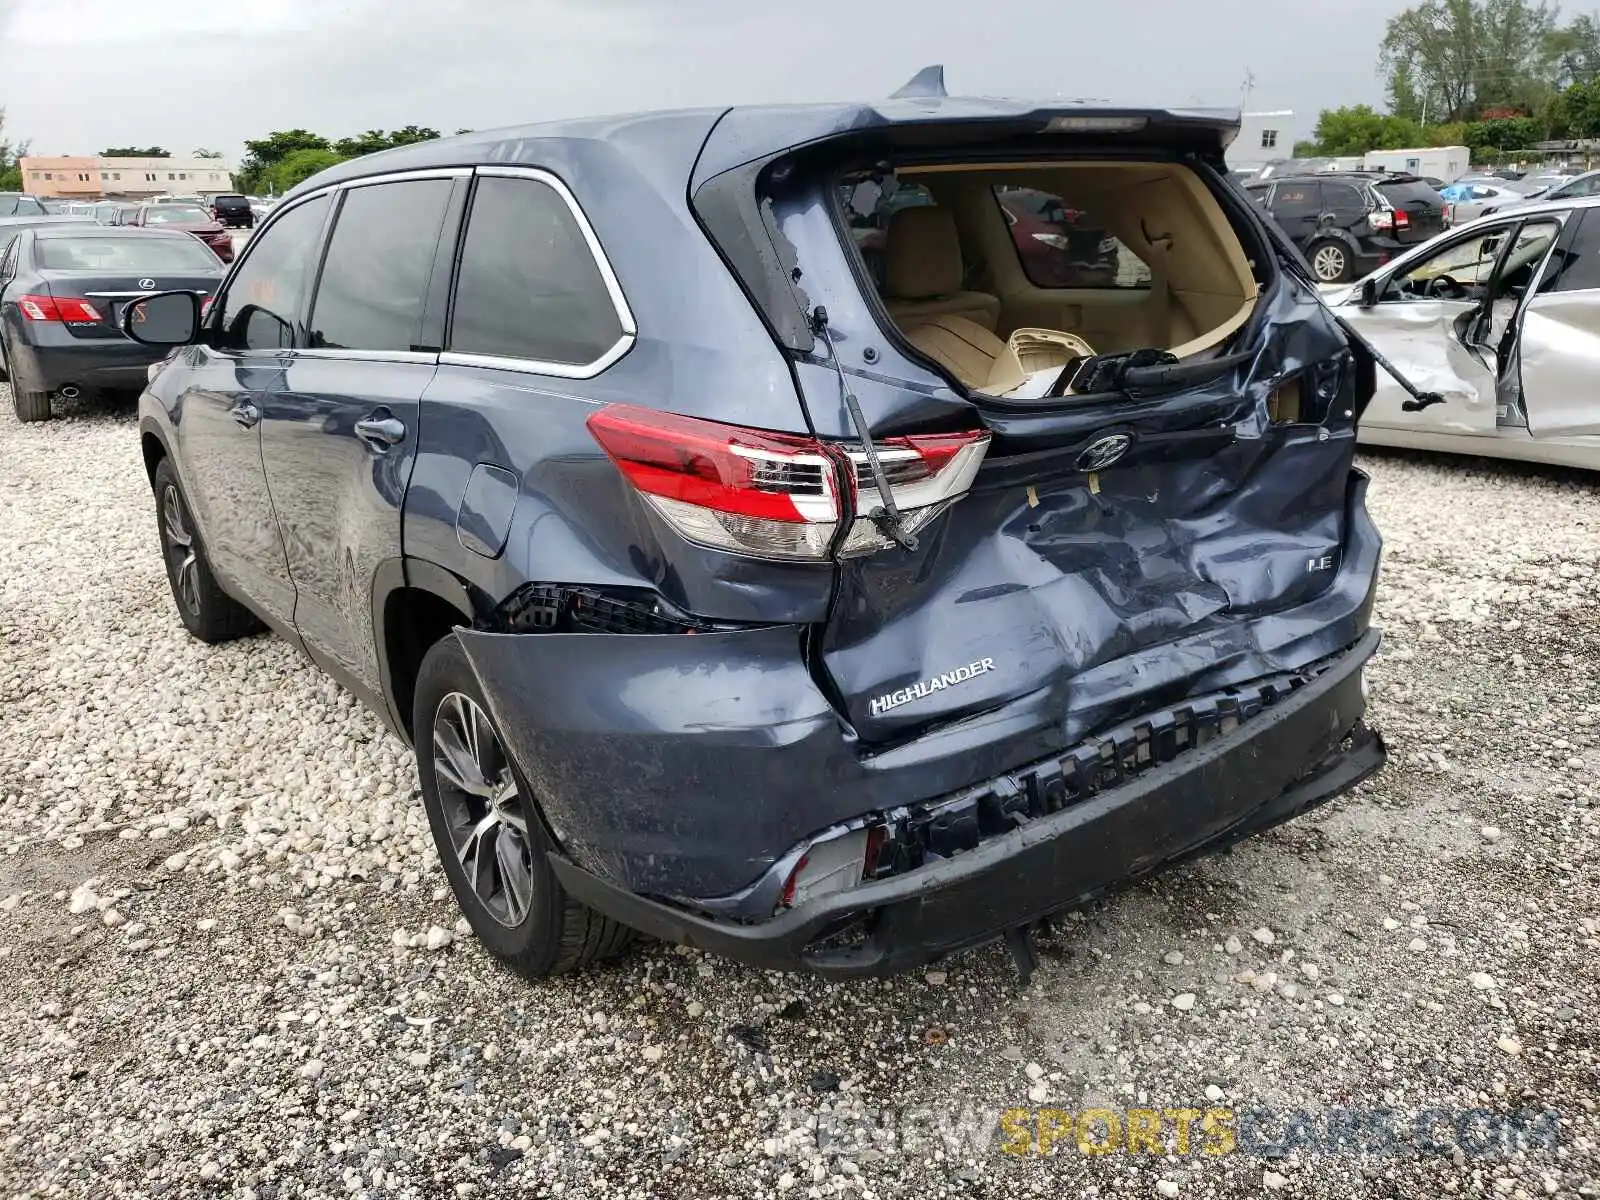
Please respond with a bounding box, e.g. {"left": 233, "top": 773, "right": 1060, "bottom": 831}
{"left": 547, "top": 628, "right": 1383, "bottom": 977}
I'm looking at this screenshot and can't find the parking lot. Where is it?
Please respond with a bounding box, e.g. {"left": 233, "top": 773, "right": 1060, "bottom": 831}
{"left": 0, "top": 386, "right": 1597, "bottom": 1198}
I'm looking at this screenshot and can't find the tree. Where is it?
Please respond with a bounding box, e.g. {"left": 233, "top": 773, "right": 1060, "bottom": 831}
{"left": 1304, "top": 105, "right": 1427, "bottom": 154}
{"left": 1544, "top": 77, "right": 1600, "bottom": 134}
{"left": 0, "top": 107, "right": 28, "bottom": 192}
{"left": 1380, "top": 0, "right": 1561, "bottom": 123}
{"left": 332, "top": 129, "right": 393, "bottom": 158}
{"left": 1549, "top": 12, "right": 1600, "bottom": 86}
{"left": 385, "top": 125, "right": 439, "bottom": 147}
{"left": 100, "top": 146, "right": 170, "bottom": 157}
{"left": 237, "top": 130, "right": 331, "bottom": 193}
{"left": 193, "top": 148, "right": 224, "bottom": 159}
{"left": 268, "top": 147, "right": 347, "bottom": 193}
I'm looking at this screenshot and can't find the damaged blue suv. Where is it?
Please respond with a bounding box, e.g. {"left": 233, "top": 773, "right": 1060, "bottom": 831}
{"left": 125, "top": 71, "right": 1387, "bottom": 980}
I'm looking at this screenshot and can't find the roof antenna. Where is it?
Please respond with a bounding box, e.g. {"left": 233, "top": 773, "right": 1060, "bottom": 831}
{"left": 890, "top": 65, "right": 947, "bottom": 99}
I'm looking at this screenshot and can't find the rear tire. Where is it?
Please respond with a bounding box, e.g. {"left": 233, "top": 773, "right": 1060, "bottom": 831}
{"left": 1308, "top": 240, "right": 1352, "bottom": 283}
{"left": 12, "top": 389, "right": 51, "bottom": 423}
{"left": 151, "top": 458, "right": 263, "bottom": 643}
{"left": 414, "top": 634, "right": 634, "bottom": 979}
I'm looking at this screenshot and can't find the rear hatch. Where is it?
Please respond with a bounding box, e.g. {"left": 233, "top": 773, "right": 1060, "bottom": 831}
{"left": 32, "top": 233, "right": 221, "bottom": 339}
{"left": 1374, "top": 177, "right": 1447, "bottom": 244}
{"left": 665, "top": 102, "right": 1371, "bottom": 747}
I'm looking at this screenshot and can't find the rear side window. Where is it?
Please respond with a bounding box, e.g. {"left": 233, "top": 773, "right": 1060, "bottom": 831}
{"left": 36, "top": 236, "right": 220, "bottom": 272}
{"left": 308, "top": 179, "right": 454, "bottom": 353}
{"left": 1549, "top": 210, "right": 1600, "bottom": 293}
{"left": 0, "top": 195, "right": 46, "bottom": 216}
{"left": 1320, "top": 183, "right": 1366, "bottom": 216}
{"left": 447, "top": 174, "right": 625, "bottom": 366}
{"left": 1375, "top": 181, "right": 1442, "bottom": 211}
{"left": 991, "top": 185, "right": 1151, "bottom": 290}
{"left": 215, "top": 194, "right": 330, "bottom": 352}
{"left": 1270, "top": 183, "right": 1321, "bottom": 214}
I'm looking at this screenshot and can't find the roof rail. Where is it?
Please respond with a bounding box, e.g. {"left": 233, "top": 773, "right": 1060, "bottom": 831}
{"left": 890, "top": 65, "right": 947, "bottom": 99}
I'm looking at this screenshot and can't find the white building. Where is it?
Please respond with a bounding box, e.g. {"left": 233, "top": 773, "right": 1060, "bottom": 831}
{"left": 1227, "top": 110, "right": 1296, "bottom": 171}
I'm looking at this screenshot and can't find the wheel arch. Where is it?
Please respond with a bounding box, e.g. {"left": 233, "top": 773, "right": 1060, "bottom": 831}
{"left": 373, "top": 557, "right": 479, "bottom": 746}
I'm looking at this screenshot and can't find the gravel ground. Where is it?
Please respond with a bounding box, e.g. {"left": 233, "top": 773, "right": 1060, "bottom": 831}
{"left": 1, "top": 387, "right": 1597, "bottom": 1200}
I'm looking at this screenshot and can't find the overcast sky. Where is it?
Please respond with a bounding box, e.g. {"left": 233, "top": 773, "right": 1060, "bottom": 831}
{"left": 1, "top": 0, "right": 1414, "bottom": 162}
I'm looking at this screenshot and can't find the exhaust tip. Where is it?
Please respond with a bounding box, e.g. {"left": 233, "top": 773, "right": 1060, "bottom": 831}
{"left": 57, "top": 385, "right": 80, "bottom": 399}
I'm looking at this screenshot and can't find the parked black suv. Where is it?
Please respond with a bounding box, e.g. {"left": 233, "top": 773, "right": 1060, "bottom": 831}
{"left": 208, "top": 193, "right": 253, "bottom": 228}
{"left": 1244, "top": 172, "right": 1447, "bottom": 282}
{"left": 123, "top": 80, "right": 1386, "bottom": 980}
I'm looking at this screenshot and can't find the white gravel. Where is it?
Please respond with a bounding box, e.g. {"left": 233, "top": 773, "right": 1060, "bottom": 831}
{"left": 1, "top": 388, "right": 1597, "bottom": 1198}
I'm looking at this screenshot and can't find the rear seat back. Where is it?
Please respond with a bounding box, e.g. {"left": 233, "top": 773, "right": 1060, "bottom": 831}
{"left": 882, "top": 206, "right": 1001, "bottom": 331}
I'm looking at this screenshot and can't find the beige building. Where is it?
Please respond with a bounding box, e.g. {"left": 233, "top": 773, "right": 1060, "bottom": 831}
{"left": 19, "top": 155, "right": 235, "bottom": 200}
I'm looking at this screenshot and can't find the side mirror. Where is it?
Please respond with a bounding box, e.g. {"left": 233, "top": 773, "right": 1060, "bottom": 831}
{"left": 121, "top": 290, "right": 202, "bottom": 346}
{"left": 1358, "top": 278, "right": 1379, "bottom": 307}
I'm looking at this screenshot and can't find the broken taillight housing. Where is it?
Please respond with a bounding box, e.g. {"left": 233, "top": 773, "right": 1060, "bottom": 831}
{"left": 586, "top": 404, "right": 990, "bottom": 561}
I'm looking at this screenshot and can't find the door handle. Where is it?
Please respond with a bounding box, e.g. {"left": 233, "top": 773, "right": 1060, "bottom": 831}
{"left": 230, "top": 402, "right": 260, "bottom": 429}
{"left": 354, "top": 412, "right": 407, "bottom": 449}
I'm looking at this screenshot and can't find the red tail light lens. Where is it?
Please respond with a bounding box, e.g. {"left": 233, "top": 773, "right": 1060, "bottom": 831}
{"left": 1394, "top": 209, "right": 1411, "bottom": 230}
{"left": 586, "top": 404, "right": 990, "bottom": 561}
{"left": 17, "top": 294, "right": 102, "bottom": 322}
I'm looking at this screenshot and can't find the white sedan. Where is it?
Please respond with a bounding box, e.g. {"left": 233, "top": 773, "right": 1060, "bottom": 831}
{"left": 1333, "top": 196, "right": 1600, "bottom": 471}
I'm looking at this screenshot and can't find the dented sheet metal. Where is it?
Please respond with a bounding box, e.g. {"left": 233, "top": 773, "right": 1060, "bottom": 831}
{"left": 455, "top": 473, "right": 1379, "bottom": 902}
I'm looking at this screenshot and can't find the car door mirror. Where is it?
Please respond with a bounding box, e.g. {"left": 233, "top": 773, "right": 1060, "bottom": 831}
{"left": 1358, "top": 277, "right": 1379, "bottom": 307}
{"left": 122, "top": 290, "right": 202, "bottom": 346}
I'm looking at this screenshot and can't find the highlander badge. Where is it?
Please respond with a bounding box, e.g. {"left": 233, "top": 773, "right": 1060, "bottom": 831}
{"left": 869, "top": 657, "right": 996, "bottom": 717}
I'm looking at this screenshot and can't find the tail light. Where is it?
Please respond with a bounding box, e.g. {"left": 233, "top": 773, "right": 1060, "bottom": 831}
{"left": 17, "top": 294, "right": 102, "bottom": 323}
{"left": 585, "top": 404, "right": 989, "bottom": 561}
{"left": 1394, "top": 209, "right": 1411, "bottom": 230}
{"left": 1369, "top": 208, "right": 1394, "bottom": 232}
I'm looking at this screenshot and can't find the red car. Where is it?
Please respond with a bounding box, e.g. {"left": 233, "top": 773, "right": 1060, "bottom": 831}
{"left": 997, "top": 187, "right": 1119, "bottom": 287}
{"left": 116, "top": 202, "right": 234, "bottom": 263}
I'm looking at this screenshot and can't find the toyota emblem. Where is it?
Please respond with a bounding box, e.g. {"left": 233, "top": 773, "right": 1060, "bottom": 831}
{"left": 138, "top": 278, "right": 156, "bottom": 291}
{"left": 1075, "top": 433, "right": 1134, "bottom": 473}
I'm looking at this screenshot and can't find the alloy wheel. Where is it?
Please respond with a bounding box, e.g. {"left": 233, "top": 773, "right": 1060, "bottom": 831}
{"left": 161, "top": 485, "right": 201, "bottom": 616}
{"left": 431, "top": 692, "right": 534, "bottom": 927}
{"left": 1312, "top": 244, "right": 1347, "bottom": 282}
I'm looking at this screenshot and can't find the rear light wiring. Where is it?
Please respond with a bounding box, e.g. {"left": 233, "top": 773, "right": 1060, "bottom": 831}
{"left": 586, "top": 404, "right": 990, "bottom": 562}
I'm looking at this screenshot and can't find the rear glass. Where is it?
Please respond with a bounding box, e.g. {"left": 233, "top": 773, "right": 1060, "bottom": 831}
{"left": 143, "top": 206, "right": 211, "bottom": 224}
{"left": 1375, "top": 181, "right": 1442, "bottom": 209}
{"left": 38, "top": 236, "right": 221, "bottom": 272}
{"left": 0, "top": 195, "right": 48, "bottom": 217}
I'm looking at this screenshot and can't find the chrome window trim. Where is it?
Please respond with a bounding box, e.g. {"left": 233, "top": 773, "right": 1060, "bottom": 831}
{"left": 437, "top": 165, "right": 637, "bottom": 380}
{"left": 288, "top": 348, "right": 439, "bottom": 365}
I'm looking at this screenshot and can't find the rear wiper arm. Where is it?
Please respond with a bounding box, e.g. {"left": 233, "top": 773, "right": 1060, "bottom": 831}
{"left": 810, "top": 306, "right": 918, "bottom": 552}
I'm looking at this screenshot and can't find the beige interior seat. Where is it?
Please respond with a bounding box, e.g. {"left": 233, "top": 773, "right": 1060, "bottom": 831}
{"left": 883, "top": 207, "right": 1001, "bottom": 331}
{"left": 902, "top": 314, "right": 1007, "bottom": 390}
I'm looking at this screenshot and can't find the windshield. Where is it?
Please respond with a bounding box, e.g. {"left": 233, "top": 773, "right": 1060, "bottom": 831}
{"left": 38, "top": 236, "right": 221, "bottom": 271}
{"left": 143, "top": 206, "right": 211, "bottom": 225}
{"left": 0, "top": 195, "right": 47, "bottom": 217}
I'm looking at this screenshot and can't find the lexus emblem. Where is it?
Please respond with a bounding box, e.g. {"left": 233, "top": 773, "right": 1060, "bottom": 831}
{"left": 138, "top": 278, "right": 156, "bottom": 291}
{"left": 1075, "top": 433, "right": 1134, "bottom": 472}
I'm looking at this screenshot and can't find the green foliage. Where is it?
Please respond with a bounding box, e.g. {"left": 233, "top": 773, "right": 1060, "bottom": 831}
{"left": 100, "top": 146, "right": 170, "bottom": 157}
{"left": 1549, "top": 12, "right": 1600, "bottom": 86}
{"left": 237, "top": 130, "right": 331, "bottom": 193}
{"left": 0, "top": 107, "right": 27, "bottom": 191}
{"left": 268, "top": 148, "right": 349, "bottom": 193}
{"left": 1543, "top": 78, "right": 1600, "bottom": 136}
{"left": 1307, "top": 105, "right": 1426, "bottom": 154}
{"left": 1380, "top": 0, "right": 1562, "bottom": 123}
{"left": 1463, "top": 115, "right": 1545, "bottom": 150}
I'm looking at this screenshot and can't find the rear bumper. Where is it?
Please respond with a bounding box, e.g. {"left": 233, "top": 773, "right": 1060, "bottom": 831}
{"left": 551, "top": 630, "right": 1382, "bottom": 976}
{"left": 6, "top": 329, "right": 168, "bottom": 393}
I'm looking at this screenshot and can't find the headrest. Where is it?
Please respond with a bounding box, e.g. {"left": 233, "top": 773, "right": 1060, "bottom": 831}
{"left": 884, "top": 206, "right": 964, "bottom": 299}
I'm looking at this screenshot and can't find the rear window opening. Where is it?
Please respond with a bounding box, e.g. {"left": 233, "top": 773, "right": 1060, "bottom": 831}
{"left": 833, "top": 160, "right": 1262, "bottom": 398}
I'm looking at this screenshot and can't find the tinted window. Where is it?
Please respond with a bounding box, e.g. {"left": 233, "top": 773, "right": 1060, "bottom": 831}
{"left": 448, "top": 175, "right": 624, "bottom": 365}
{"left": 308, "top": 179, "right": 453, "bottom": 353}
{"left": 1375, "top": 181, "right": 1443, "bottom": 212}
{"left": 215, "top": 194, "right": 330, "bottom": 352}
{"left": 1321, "top": 183, "right": 1366, "bottom": 215}
{"left": 37, "top": 236, "right": 220, "bottom": 272}
{"left": 1271, "top": 183, "right": 1321, "bottom": 214}
{"left": 992, "top": 185, "right": 1151, "bottom": 289}
{"left": 1548, "top": 210, "right": 1600, "bottom": 293}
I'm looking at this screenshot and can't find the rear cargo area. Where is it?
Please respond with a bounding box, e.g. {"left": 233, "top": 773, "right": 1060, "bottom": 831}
{"left": 839, "top": 160, "right": 1259, "bottom": 393}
